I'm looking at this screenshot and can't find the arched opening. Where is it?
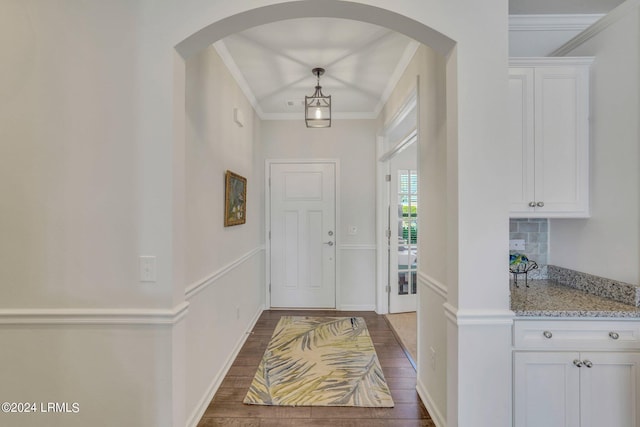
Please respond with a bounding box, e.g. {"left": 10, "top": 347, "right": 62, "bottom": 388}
{"left": 173, "top": 2, "right": 461, "bottom": 426}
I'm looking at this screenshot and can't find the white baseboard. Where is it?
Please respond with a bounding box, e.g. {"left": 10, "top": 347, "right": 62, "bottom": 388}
{"left": 339, "top": 304, "right": 376, "bottom": 311}
{"left": 417, "top": 377, "right": 446, "bottom": 427}
{"left": 185, "top": 304, "right": 264, "bottom": 427}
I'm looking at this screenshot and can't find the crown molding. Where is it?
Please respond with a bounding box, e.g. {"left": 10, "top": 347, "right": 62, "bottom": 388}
{"left": 509, "top": 14, "right": 604, "bottom": 31}
{"left": 551, "top": 0, "right": 640, "bottom": 56}
{"left": 260, "top": 112, "right": 378, "bottom": 121}
{"left": 509, "top": 57, "right": 594, "bottom": 67}
{"left": 213, "top": 40, "right": 266, "bottom": 119}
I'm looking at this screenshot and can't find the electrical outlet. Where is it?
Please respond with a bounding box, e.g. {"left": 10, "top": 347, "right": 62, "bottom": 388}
{"left": 509, "top": 239, "right": 525, "bottom": 251}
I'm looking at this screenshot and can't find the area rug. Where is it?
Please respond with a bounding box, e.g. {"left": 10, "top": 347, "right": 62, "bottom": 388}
{"left": 243, "top": 316, "right": 394, "bottom": 407}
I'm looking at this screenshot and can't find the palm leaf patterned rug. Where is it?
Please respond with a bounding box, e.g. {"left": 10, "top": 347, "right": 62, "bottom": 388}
{"left": 244, "top": 316, "right": 394, "bottom": 407}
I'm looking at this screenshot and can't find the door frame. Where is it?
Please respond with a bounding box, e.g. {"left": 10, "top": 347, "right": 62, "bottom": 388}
{"left": 376, "top": 85, "right": 418, "bottom": 314}
{"left": 265, "top": 159, "right": 341, "bottom": 309}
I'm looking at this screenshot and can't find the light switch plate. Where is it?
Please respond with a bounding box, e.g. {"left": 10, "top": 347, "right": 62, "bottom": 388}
{"left": 139, "top": 256, "right": 157, "bottom": 282}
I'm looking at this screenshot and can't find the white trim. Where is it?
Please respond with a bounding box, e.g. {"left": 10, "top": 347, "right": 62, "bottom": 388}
{"left": 374, "top": 40, "right": 421, "bottom": 117}
{"left": 551, "top": 0, "right": 640, "bottom": 57}
{"left": 509, "top": 57, "right": 595, "bottom": 67}
{"left": 417, "top": 377, "right": 447, "bottom": 427}
{"left": 261, "top": 112, "right": 378, "bottom": 121}
{"left": 185, "top": 246, "right": 264, "bottom": 300}
{"left": 340, "top": 244, "right": 377, "bottom": 251}
{"left": 378, "top": 128, "right": 418, "bottom": 162}
{"left": 443, "top": 302, "right": 514, "bottom": 326}
{"left": 382, "top": 88, "right": 418, "bottom": 136}
{"left": 213, "top": 40, "right": 265, "bottom": 119}
{"left": 340, "top": 304, "right": 377, "bottom": 311}
{"left": 509, "top": 14, "right": 604, "bottom": 32}
{"left": 185, "top": 304, "right": 263, "bottom": 427}
{"left": 418, "top": 272, "right": 448, "bottom": 299}
{"left": 265, "top": 159, "right": 341, "bottom": 310}
{"left": 0, "top": 302, "right": 189, "bottom": 325}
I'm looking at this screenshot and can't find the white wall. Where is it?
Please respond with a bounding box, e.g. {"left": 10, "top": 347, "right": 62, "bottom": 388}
{"left": 379, "top": 44, "right": 450, "bottom": 426}
{"left": 549, "top": 3, "right": 640, "bottom": 285}
{"left": 183, "top": 45, "right": 265, "bottom": 425}
{"left": 0, "top": 1, "right": 514, "bottom": 426}
{"left": 261, "top": 120, "right": 377, "bottom": 310}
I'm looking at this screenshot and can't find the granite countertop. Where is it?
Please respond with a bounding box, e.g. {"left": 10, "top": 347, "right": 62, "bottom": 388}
{"left": 511, "top": 280, "right": 640, "bottom": 318}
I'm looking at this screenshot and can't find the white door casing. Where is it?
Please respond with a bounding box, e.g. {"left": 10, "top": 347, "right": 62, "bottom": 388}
{"left": 268, "top": 162, "right": 336, "bottom": 308}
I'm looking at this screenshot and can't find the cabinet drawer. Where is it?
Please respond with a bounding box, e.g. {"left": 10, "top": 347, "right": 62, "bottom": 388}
{"left": 514, "top": 320, "right": 640, "bottom": 350}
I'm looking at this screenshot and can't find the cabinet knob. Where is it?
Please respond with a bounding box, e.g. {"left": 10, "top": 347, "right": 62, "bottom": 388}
{"left": 529, "top": 202, "right": 536, "bottom": 207}
{"left": 609, "top": 331, "right": 620, "bottom": 340}
{"left": 536, "top": 201, "right": 544, "bottom": 207}
{"left": 583, "top": 360, "right": 593, "bottom": 368}
{"left": 573, "top": 359, "right": 583, "bottom": 367}
{"left": 543, "top": 331, "right": 553, "bottom": 339}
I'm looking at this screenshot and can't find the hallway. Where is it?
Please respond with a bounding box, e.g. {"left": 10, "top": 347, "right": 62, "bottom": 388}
{"left": 197, "top": 310, "right": 434, "bottom": 426}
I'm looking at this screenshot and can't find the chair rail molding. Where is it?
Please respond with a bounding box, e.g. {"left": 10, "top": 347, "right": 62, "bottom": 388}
{"left": 0, "top": 301, "right": 189, "bottom": 325}
{"left": 443, "top": 302, "right": 514, "bottom": 326}
{"left": 185, "top": 246, "right": 265, "bottom": 300}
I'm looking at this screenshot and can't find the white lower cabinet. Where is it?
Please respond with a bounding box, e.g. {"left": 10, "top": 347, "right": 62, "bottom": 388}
{"left": 514, "top": 351, "right": 640, "bottom": 427}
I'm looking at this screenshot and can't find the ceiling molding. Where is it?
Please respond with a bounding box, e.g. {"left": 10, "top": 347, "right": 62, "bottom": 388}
{"left": 373, "top": 40, "right": 421, "bottom": 118}
{"left": 213, "top": 40, "right": 266, "bottom": 119}
{"left": 509, "top": 13, "right": 604, "bottom": 31}
{"left": 261, "top": 112, "right": 378, "bottom": 121}
{"left": 551, "top": 0, "right": 640, "bottom": 56}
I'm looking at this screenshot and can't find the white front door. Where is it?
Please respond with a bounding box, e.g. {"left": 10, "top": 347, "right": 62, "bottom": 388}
{"left": 269, "top": 162, "right": 336, "bottom": 308}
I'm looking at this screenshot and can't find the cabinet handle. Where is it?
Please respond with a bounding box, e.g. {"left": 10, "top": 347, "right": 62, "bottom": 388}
{"left": 573, "top": 359, "right": 583, "bottom": 368}
{"left": 543, "top": 330, "right": 553, "bottom": 339}
{"left": 529, "top": 202, "right": 536, "bottom": 207}
{"left": 609, "top": 331, "right": 620, "bottom": 340}
{"left": 536, "top": 201, "right": 544, "bottom": 207}
{"left": 583, "top": 360, "right": 593, "bottom": 368}
{"left": 323, "top": 241, "right": 334, "bottom": 246}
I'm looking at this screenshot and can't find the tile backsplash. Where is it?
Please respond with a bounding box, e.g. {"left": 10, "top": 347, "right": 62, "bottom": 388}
{"left": 510, "top": 218, "right": 548, "bottom": 279}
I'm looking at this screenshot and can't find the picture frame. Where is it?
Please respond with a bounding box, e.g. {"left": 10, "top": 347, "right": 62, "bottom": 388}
{"left": 224, "top": 170, "right": 247, "bottom": 227}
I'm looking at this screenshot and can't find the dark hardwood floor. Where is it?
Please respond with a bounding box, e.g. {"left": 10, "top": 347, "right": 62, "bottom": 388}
{"left": 197, "top": 310, "right": 435, "bottom": 427}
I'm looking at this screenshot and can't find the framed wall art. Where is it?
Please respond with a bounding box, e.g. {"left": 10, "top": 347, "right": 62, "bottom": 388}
{"left": 224, "top": 170, "right": 247, "bottom": 226}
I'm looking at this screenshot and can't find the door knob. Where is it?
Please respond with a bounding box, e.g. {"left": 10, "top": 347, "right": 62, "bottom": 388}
{"left": 583, "top": 360, "right": 593, "bottom": 368}
{"left": 324, "top": 241, "right": 334, "bottom": 246}
{"left": 328, "top": 231, "right": 334, "bottom": 236}
{"left": 529, "top": 202, "right": 536, "bottom": 207}
{"left": 536, "top": 201, "right": 544, "bottom": 207}
{"left": 573, "top": 359, "right": 583, "bottom": 368}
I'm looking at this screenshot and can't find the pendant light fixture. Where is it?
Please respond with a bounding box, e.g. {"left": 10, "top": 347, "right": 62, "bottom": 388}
{"left": 305, "top": 67, "right": 331, "bottom": 128}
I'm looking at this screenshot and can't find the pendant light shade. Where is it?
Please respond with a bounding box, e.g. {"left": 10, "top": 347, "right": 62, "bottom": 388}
{"left": 305, "top": 68, "right": 331, "bottom": 128}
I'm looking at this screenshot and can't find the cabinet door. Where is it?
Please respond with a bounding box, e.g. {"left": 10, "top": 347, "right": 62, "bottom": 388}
{"left": 514, "top": 352, "right": 580, "bottom": 427}
{"left": 508, "top": 68, "right": 536, "bottom": 215}
{"left": 533, "top": 66, "right": 589, "bottom": 216}
{"left": 579, "top": 352, "right": 640, "bottom": 427}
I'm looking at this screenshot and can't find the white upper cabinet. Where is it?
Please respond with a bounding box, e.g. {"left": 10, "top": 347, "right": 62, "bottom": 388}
{"left": 508, "top": 58, "right": 592, "bottom": 218}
